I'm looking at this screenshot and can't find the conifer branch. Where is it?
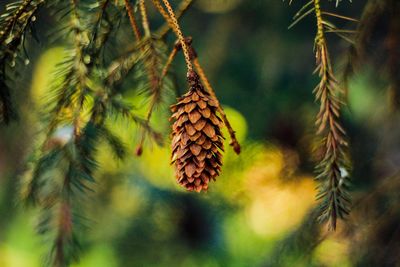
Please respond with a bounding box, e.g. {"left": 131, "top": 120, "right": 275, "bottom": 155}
{"left": 104, "top": 44, "right": 167, "bottom": 149}
{"left": 123, "top": 0, "right": 171, "bottom": 152}
{"left": 287, "top": 0, "right": 353, "bottom": 231}
{"left": 11, "top": 0, "right": 241, "bottom": 263}
{"left": 0, "top": 0, "right": 45, "bottom": 123}
{"left": 124, "top": 0, "right": 142, "bottom": 40}
{"left": 312, "top": 0, "right": 351, "bottom": 231}
{"left": 139, "top": 0, "right": 151, "bottom": 37}
{"left": 160, "top": 45, "right": 178, "bottom": 83}
{"left": 136, "top": 41, "right": 180, "bottom": 154}
{"left": 89, "top": 0, "right": 113, "bottom": 57}
{"left": 138, "top": 1, "right": 163, "bottom": 115}
{"left": 135, "top": 38, "right": 171, "bottom": 150}
{"left": 106, "top": 45, "right": 145, "bottom": 87}
{"left": 123, "top": 0, "right": 161, "bottom": 100}
{"left": 22, "top": 1, "right": 126, "bottom": 265}
{"left": 44, "top": 2, "right": 87, "bottom": 134}
{"left": 37, "top": 1, "right": 93, "bottom": 265}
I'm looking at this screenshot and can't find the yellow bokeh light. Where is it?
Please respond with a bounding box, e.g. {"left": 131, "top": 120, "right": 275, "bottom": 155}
{"left": 246, "top": 177, "right": 316, "bottom": 237}
{"left": 313, "top": 238, "right": 351, "bottom": 267}
{"left": 242, "top": 147, "right": 317, "bottom": 237}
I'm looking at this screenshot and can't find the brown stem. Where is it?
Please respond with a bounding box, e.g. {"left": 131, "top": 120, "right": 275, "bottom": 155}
{"left": 156, "top": 0, "right": 193, "bottom": 38}
{"left": 53, "top": 199, "right": 73, "bottom": 266}
{"left": 152, "top": 0, "right": 193, "bottom": 71}
{"left": 160, "top": 46, "right": 178, "bottom": 82}
{"left": 124, "top": 0, "right": 142, "bottom": 40}
{"left": 139, "top": 0, "right": 151, "bottom": 36}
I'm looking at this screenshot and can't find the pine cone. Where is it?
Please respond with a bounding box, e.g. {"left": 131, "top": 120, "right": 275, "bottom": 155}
{"left": 170, "top": 71, "right": 224, "bottom": 192}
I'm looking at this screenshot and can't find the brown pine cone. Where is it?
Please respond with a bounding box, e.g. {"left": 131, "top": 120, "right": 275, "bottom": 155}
{"left": 170, "top": 71, "right": 224, "bottom": 192}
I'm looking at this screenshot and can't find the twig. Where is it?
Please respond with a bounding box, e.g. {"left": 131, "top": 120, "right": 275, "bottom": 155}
{"left": 156, "top": 0, "right": 193, "bottom": 38}
{"left": 139, "top": 0, "right": 151, "bottom": 36}
{"left": 152, "top": 0, "right": 193, "bottom": 71}
{"left": 0, "top": 0, "right": 35, "bottom": 44}
{"left": 160, "top": 46, "right": 178, "bottom": 82}
{"left": 313, "top": 0, "right": 350, "bottom": 231}
{"left": 124, "top": 0, "right": 142, "bottom": 40}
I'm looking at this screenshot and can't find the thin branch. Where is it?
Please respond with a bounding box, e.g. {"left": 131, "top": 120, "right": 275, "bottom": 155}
{"left": 124, "top": 0, "right": 142, "bottom": 40}
{"left": 160, "top": 45, "right": 178, "bottom": 82}
{"left": 152, "top": 0, "right": 193, "bottom": 71}
{"left": 0, "top": 0, "right": 35, "bottom": 44}
{"left": 136, "top": 44, "right": 178, "bottom": 155}
{"left": 0, "top": 0, "right": 45, "bottom": 123}
{"left": 312, "top": 0, "right": 351, "bottom": 231}
{"left": 156, "top": 0, "right": 193, "bottom": 38}
{"left": 139, "top": 0, "right": 151, "bottom": 36}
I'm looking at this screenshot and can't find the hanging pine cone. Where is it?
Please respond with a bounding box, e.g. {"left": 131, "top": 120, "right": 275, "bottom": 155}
{"left": 170, "top": 71, "right": 224, "bottom": 192}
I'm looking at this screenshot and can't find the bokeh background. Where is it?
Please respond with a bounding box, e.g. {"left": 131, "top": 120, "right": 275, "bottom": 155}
{"left": 1, "top": 0, "right": 400, "bottom": 266}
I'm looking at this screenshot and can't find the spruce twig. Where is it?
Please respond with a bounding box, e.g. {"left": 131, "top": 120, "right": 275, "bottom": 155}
{"left": 43, "top": 1, "right": 92, "bottom": 264}
{"left": 0, "top": 0, "right": 45, "bottom": 123}
{"left": 23, "top": 1, "right": 123, "bottom": 265}
{"left": 287, "top": 0, "right": 353, "bottom": 231}
{"left": 312, "top": 0, "right": 351, "bottom": 231}
{"left": 124, "top": 0, "right": 142, "bottom": 40}
{"left": 160, "top": 45, "right": 178, "bottom": 83}
{"left": 124, "top": 0, "right": 170, "bottom": 153}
